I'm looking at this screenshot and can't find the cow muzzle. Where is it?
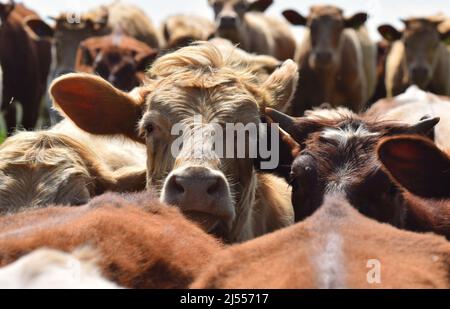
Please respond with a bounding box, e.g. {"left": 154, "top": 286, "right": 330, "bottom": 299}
{"left": 161, "top": 166, "right": 235, "bottom": 236}
{"left": 410, "top": 66, "right": 430, "bottom": 88}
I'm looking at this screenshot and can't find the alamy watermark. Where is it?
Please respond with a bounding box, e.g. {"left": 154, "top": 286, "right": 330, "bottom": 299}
{"left": 169, "top": 115, "right": 280, "bottom": 170}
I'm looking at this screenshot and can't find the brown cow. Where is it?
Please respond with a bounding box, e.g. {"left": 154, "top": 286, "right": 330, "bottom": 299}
{"left": 264, "top": 107, "right": 439, "bottom": 231}
{"left": 283, "top": 5, "right": 377, "bottom": 115}
{"left": 75, "top": 31, "right": 158, "bottom": 92}
{"left": 162, "top": 14, "right": 215, "bottom": 49}
{"left": 378, "top": 17, "right": 450, "bottom": 97}
{"left": 0, "top": 119, "right": 147, "bottom": 213}
{"left": 366, "top": 86, "right": 450, "bottom": 150}
{"left": 49, "top": 42, "right": 296, "bottom": 243}
{"left": 0, "top": 192, "right": 223, "bottom": 288}
{"left": 0, "top": 1, "right": 51, "bottom": 133}
{"left": 208, "top": 0, "right": 296, "bottom": 61}
{"left": 192, "top": 194, "right": 450, "bottom": 288}
{"left": 378, "top": 135, "right": 450, "bottom": 239}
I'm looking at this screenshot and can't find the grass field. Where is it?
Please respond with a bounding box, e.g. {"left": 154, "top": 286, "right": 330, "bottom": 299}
{"left": 0, "top": 116, "right": 5, "bottom": 144}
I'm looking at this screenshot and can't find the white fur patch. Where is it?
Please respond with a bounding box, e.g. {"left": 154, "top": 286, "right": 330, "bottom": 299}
{"left": 396, "top": 85, "right": 429, "bottom": 103}
{"left": 315, "top": 232, "right": 345, "bottom": 289}
{"left": 321, "top": 124, "right": 379, "bottom": 146}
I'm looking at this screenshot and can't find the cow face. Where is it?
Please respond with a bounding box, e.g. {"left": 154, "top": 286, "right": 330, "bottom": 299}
{"left": 76, "top": 35, "right": 158, "bottom": 92}
{"left": 283, "top": 5, "right": 367, "bottom": 69}
{"left": 25, "top": 11, "right": 109, "bottom": 76}
{"left": 208, "top": 0, "right": 273, "bottom": 43}
{"left": 266, "top": 108, "right": 439, "bottom": 224}
{"left": 50, "top": 43, "right": 298, "bottom": 242}
{"left": 378, "top": 19, "right": 450, "bottom": 89}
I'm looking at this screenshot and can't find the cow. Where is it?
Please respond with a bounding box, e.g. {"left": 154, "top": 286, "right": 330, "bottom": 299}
{"left": 208, "top": 0, "right": 296, "bottom": 61}
{"left": 49, "top": 42, "right": 296, "bottom": 243}
{"left": 378, "top": 17, "right": 450, "bottom": 97}
{"left": 0, "top": 1, "right": 52, "bottom": 133}
{"left": 378, "top": 135, "right": 450, "bottom": 239}
{"left": 0, "top": 192, "right": 223, "bottom": 288}
{"left": 162, "top": 14, "right": 215, "bottom": 49}
{"left": 263, "top": 107, "right": 440, "bottom": 232}
{"left": 192, "top": 194, "right": 450, "bottom": 288}
{"left": 366, "top": 86, "right": 450, "bottom": 150}
{"left": 283, "top": 5, "right": 377, "bottom": 115}
{"left": 0, "top": 119, "right": 147, "bottom": 213}
{"left": 0, "top": 248, "right": 121, "bottom": 289}
{"left": 75, "top": 31, "right": 158, "bottom": 92}
{"left": 368, "top": 39, "right": 392, "bottom": 105}
{"left": 24, "top": 2, "right": 161, "bottom": 124}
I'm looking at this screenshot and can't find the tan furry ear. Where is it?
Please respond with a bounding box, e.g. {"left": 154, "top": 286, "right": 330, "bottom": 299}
{"left": 50, "top": 73, "right": 147, "bottom": 142}
{"left": 263, "top": 59, "right": 299, "bottom": 111}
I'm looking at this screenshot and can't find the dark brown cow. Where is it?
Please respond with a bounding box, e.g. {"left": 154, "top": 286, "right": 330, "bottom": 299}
{"left": 208, "top": 0, "right": 296, "bottom": 60}
{"left": 265, "top": 107, "right": 440, "bottom": 231}
{"left": 0, "top": 1, "right": 51, "bottom": 133}
{"left": 378, "top": 135, "right": 450, "bottom": 239}
{"left": 0, "top": 192, "right": 223, "bottom": 288}
{"left": 379, "top": 17, "right": 450, "bottom": 97}
{"left": 192, "top": 193, "right": 450, "bottom": 288}
{"left": 283, "top": 5, "right": 376, "bottom": 115}
{"left": 75, "top": 31, "right": 158, "bottom": 92}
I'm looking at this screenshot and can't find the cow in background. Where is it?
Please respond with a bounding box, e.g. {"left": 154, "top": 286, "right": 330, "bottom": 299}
{"left": 25, "top": 1, "right": 161, "bottom": 124}
{"left": 208, "top": 0, "right": 296, "bottom": 60}
{"left": 162, "top": 14, "right": 215, "bottom": 49}
{"left": 283, "top": 5, "right": 377, "bottom": 115}
{"left": 0, "top": 1, "right": 51, "bottom": 133}
{"left": 379, "top": 16, "right": 450, "bottom": 97}
{"left": 75, "top": 31, "right": 158, "bottom": 92}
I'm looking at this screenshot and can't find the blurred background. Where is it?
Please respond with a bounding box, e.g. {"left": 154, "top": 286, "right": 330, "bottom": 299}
{"left": 28, "top": 0, "right": 450, "bottom": 40}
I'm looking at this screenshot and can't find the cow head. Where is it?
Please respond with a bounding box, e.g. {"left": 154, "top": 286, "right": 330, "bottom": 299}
{"left": 50, "top": 42, "right": 298, "bottom": 242}
{"left": 208, "top": 0, "right": 273, "bottom": 43}
{"left": 283, "top": 5, "right": 368, "bottom": 69}
{"left": 378, "top": 18, "right": 450, "bottom": 89}
{"left": 163, "top": 15, "right": 215, "bottom": 49}
{"left": 265, "top": 107, "right": 439, "bottom": 224}
{"left": 25, "top": 10, "right": 109, "bottom": 76}
{"left": 76, "top": 33, "right": 158, "bottom": 92}
{"left": 0, "top": 0, "right": 15, "bottom": 26}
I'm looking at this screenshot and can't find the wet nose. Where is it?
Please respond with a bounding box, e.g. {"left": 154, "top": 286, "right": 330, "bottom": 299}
{"left": 161, "top": 166, "right": 232, "bottom": 220}
{"left": 411, "top": 67, "right": 429, "bottom": 86}
{"left": 219, "top": 16, "right": 237, "bottom": 29}
{"left": 315, "top": 51, "right": 333, "bottom": 65}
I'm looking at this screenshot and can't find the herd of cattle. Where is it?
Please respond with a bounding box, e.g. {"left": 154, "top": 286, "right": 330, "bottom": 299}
{"left": 0, "top": 0, "right": 450, "bottom": 289}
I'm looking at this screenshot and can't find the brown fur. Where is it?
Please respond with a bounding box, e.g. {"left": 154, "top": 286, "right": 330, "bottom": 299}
{"left": 75, "top": 32, "right": 158, "bottom": 91}
{"left": 283, "top": 5, "right": 376, "bottom": 115}
{"left": 0, "top": 192, "right": 223, "bottom": 288}
{"left": 209, "top": 0, "right": 296, "bottom": 60}
{"left": 192, "top": 194, "right": 450, "bottom": 288}
{"left": 0, "top": 2, "right": 51, "bottom": 133}
{"left": 265, "top": 107, "right": 440, "bottom": 231}
{"left": 50, "top": 42, "right": 297, "bottom": 242}
{"left": 380, "top": 17, "right": 450, "bottom": 97}
{"left": 0, "top": 120, "right": 147, "bottom": 213}
{"left": 162, "top": 14, "right": 215, "bottom": 49}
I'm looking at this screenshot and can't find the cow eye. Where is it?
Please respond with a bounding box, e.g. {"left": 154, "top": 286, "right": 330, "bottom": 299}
{"left": 234, "top": 2, "right": 247, "bottom": 13}
{"left": 213, "top": 3, "right": 223, "bottom": 14}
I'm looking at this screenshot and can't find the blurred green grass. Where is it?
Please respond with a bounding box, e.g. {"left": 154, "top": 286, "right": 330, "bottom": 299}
{"left": 0, "top": 115, "right": 5, "bottom": 144}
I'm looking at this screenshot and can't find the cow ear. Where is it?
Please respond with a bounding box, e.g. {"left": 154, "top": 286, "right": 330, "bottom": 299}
{"left": 24, "top": 17, "right": 54, "bottom": 41}
{"left": 136, "top": 50, "right": 159, "bottom": 72}
{"left": 344, "top": 12, "right": 368, "bottom": 29}
{"left": 263, "top": 59, "right": 298, "bottom": 111}
{"left": 378, "top": 24, "right": 402, "bottom": 42}
{"left": 50, "top": 73, "right": 146, "bottom": 143}
{"left": 282, "top": 10, "right": 307, "bottom": 26}
{"left": 378, "top": 136, "right": 450, "bottom": 199}
{"left": 247, "top": 0, "right": 273, "bottom": 12}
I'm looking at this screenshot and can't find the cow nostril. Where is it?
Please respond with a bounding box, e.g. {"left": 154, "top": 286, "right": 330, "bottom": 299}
{"left": 207, "top": 178, "right": 221, "bottom": 195}
{"left": 170, "top": 176, "right": 185, "bottom": 194}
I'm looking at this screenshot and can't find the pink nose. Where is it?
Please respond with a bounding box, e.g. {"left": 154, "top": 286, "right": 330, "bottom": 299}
{"left": 161, "top": 166, "right": 234, "bottom": 222}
